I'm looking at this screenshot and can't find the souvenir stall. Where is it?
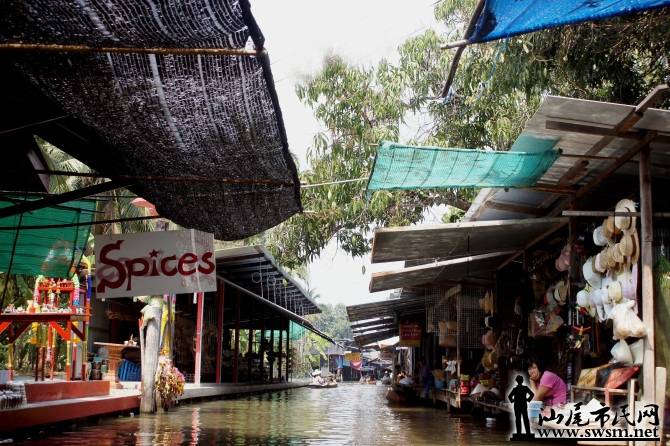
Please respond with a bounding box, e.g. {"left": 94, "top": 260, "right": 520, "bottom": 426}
{"left": 425, "top": 285, "right": 490, "bottom": 409}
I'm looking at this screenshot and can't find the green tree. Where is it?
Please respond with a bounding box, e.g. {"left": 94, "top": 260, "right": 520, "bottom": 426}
{"left": 267, "top": 2, "right": 669, "bottom": 268}
{"left": 308, "top": 303, "right": 353, "bottom": 340}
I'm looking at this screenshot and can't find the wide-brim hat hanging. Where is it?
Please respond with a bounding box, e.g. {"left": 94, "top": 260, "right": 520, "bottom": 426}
{"left": 593, "top": 225, "right": 608, "bottom": 247}
{"left": 612, "top": 245, "right": 624, "bottom": 264}
{"left": 583, "top": 257, "right": 602, "bottom": 288}
{"left": 604, "top": 246, "right": 617, "bottom": 269}
{"left": 608, "top": 280, "right": 623, "bottom": 304}
{"left": 553, "top": 280, "right": 568, "bottom": 305}
{"left": 619, "top": 233, "right": 634, "bottom": 257}
{"left": 614, "top": 199, "right": 637, "bottom": 234}
{"left": 604, "top": 217, "right": 621, "bottom": 239}
{"left": 595, "top": 252, "right": 607, "bottom": 273}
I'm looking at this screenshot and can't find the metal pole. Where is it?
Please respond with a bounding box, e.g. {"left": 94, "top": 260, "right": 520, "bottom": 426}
{"left": 215, "top": 282, "right": 225, "bottom": 384}
{"left": 233, "top": 290, "right": 240, "bottom": 384}
{"left": 194, "top": 292, "right": 204, "bottom": 385}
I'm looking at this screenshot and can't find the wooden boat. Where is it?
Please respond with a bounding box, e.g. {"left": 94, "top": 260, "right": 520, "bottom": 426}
{"left": 308, "top": 382, "right": 338, "bottom": 388}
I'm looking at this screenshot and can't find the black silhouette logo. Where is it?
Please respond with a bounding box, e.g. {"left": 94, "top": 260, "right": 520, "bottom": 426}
{"left": 508, "top": 375, "right": 536, "bottom": 440}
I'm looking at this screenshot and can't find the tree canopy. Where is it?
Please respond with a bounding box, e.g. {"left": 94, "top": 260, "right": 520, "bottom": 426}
{"left": 308, "top": 303, "right": 353, "bottom": 341}
{"left": 266, "top": 1, "right": 670, "bottom": 269}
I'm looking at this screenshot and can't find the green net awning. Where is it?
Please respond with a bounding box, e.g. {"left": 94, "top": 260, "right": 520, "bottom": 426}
{"left": 289, "top": 321, "right": 306, "bottom": 340}
{"left": 366, "top": 141, "right": 559, "bottom": 192}
{"left": 0, "top": 198, "right": 96, "bottom": 277}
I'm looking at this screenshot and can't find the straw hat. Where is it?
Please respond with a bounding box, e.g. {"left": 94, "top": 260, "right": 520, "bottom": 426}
{"left": 612, "top": 245, "right": 624, "bottom": 264}
{"left": 605, "top": 247, "right": 617, "bottom": 269}
{"left": 593, "top": 225, "right": 608, "bottom": 247}
{"left": 582, "top": 257, "right": 602, "bottom": 288}
{"left": 595, "top": 252, "right": 607, "bottom": 273}
{"left": 614, "top": 199, "right": 637, "bottom": 234}
{"left": 604, "top": 217, "right": 621, "bottom": 239}
{"left": 619, "top": 233, "right": 634, "bottom": 257}
{"left": 553, "top": 280, "right": 568, "bottom": 306}
{"left": 608, "top": 280, "right": 623, "bottom": 304}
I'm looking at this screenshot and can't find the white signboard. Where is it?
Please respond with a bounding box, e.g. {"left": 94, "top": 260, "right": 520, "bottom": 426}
{"left": 94, "top": 229, "right": 216, "bottom": 298}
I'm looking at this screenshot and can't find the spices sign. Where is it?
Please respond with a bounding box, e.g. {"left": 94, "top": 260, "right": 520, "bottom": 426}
{"left": 94, "top": 229, "right": 216, "bottom": 298}
{"left": 399, "top": 323, "right": 422, "bottom": 347}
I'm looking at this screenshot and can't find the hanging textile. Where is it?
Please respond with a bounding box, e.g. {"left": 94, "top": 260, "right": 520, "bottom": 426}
{"left": 469, "top": 0, "right": 670, "bottom": 44}
{"left": 366, "top": 141, "right": 558, "bottom": 192}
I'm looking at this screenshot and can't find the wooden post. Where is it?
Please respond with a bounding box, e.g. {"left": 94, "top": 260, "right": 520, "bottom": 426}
{"left": 248, "top": 328, "right": 253, "bottom": 383}
{"left": 639, "top": 146, "right": 655, "bottom": 402}
{"left": 259, "top": 307, "right": 265, "bottom": 383}
{"left": 278, "top": 325, "right": 283, "bottom": 382}
{"left": 140, "top": 296, "right": 163, "bottom": 413}
{"left": 194, "top": 292, "right": 204, "bottom": 386}
{"left": 269, "top": 325, "right": 275, "bottom": 383}
{"left": 285, "top": 323, "right": 290, "bottom": 382}
{"left": 233, "top": 290, "right": 240, "bottom": 384}
{"left": 215, "top": 282, "right": 225, "bottom": 384}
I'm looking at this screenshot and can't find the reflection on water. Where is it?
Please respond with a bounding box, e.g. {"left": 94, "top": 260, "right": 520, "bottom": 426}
{"left": 16, "top": 384, "right": 536, "bottom": 445}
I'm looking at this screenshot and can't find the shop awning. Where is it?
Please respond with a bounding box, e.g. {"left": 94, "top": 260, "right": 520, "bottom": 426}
{"left": 366, "top": 140, "right": 558, "bottom": 192}
{"left": 0, "top": 197, "right": 96, "bottom": 277}
{"left": 371, "top": 217, "right": 567, "bottom": 263}
{"left": 347, "top": 292, "right": 426, "bottom": 345}
{"left": 219, "top": 276, "right": 334, "bottom": 345}
{"left": 465, "top": 94, "right": 670, "bottom": 222}
{"left": 1, "top": 0, "right": 301, "bottom": 240}
{"left": 370, "top": 251, "right": 512, "bottom": 293}
{"left": 216, "top": 245, "right": 319, "bottom": 316}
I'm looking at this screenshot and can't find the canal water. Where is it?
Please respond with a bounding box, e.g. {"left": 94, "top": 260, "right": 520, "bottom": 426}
{"left": 17, "top": 384, "right": 535, "bottom": 445}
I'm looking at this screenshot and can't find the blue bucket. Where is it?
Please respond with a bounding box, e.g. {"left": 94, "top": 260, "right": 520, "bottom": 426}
{"left": 528, "top": 401, "right": 543, "bottom": 421}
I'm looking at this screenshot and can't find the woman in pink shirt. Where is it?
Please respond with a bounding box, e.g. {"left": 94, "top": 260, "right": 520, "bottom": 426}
{"left": 528, "top": 357, "right": 567, "bottom": 407}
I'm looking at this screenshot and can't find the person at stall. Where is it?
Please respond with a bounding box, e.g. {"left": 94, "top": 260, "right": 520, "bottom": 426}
{"left": 393, "top": 365, "right": 406, "bottom": 385}
{"left": 528, "top": 356, "right": 567, "bottom": 407}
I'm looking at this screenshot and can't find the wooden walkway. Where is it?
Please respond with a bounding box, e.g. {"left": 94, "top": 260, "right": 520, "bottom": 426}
{"left": 0, "top": 381, "right": 307, "bottom": 434}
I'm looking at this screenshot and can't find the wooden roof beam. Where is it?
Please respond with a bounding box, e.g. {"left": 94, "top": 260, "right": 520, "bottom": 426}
{"left": 546, "top": 120, "right": 670, "bottom": 144}
{"left": 555, "top": 84, "right": 668, "bottom": 188}
{"left": 483, "top": 200, "right": 546, "bottom": 216}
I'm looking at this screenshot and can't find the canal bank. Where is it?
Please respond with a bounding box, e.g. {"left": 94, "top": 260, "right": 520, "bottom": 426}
{"left": 9, "top": 383, "right": 536, "bottom": 446}
{"left": 1, "top": 381, "right": 309, "bottom": 435}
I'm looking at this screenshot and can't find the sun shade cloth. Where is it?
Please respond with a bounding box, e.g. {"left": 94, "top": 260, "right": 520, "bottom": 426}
{"left": 366, "top": 141, "right": 558, "bottom": 192}
{"left": 0, "top": 198, "right": 96, "bottom": 277}
{"left": 0, "top": 0, "right": 301, "bottom": 240}
{"left": 469, "top": 0, "right": 670, "bottom": 44}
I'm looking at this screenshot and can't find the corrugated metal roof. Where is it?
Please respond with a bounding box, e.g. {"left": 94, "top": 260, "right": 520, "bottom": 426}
{"left": 371, "top": 217, "right": 567, "bottom": 263}
{"left": 216, "top": 245, "right": 320, "bottom": 316}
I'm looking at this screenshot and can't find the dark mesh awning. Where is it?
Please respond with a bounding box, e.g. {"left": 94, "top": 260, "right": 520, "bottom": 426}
{"left": 0, "top": 0, "right": 301, "bottom": 240}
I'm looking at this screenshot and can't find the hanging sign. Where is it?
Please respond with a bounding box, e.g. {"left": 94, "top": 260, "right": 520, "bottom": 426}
{"left": 399, "top": 323, "right": 422, "bottom": 347}
{"left": 344, "top": 352, "right": 361, "bottom": 362}
{"left": 94, "top": 229, "right": 216, "bottom": 298}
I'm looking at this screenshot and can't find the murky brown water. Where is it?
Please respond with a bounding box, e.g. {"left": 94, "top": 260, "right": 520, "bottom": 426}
{"left": 15, "top": 384, "right": 535, "bottom": 445}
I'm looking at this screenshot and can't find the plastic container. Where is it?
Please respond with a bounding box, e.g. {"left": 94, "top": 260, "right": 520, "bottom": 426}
{"left": 528, "top": 401, "right": 543, "bottom": 421}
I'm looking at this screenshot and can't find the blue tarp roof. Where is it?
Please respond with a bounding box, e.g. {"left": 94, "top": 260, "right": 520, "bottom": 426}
{"left": 469, "top": 0, "right": 670, "bottom": 44}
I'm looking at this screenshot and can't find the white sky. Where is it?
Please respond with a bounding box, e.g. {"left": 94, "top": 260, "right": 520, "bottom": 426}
{"left": 251, "top": 0, "right": 442, "bottom": 306}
